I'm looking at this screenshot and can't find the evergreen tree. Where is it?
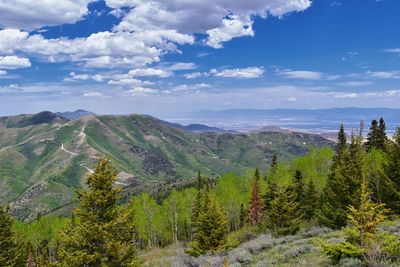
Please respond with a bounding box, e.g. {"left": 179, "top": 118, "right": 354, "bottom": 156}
{"left": 322, "top": 178, "right": 397, "bottom": 265}
{"left": 303, "top": 180, "right": 318, "bottom": 221}
{"left": 366, "top": 119, "right": 380, "bottom": 151}
{"left": 248, "top": 169, "right": 262, "bottom": 225}
{"left": 191, "top": 171, "right": 205, "bottom": 239}
{"left": 0, "top": 206, "right": 21, "bottom": 267}
{"left": 263, "top": 179, "right": 277, "bottom": 218}
{"left": 186, "top": 190, "right": 228, "bottom": 256}
{"left": 26, "top": 247, "right": 35, "bottom": 267}
{"left": 239, "top": 203, "right": 246, "bottom": 228}
{"left": 293, "top": 169, "right": 305, "bottom": 204}
{"left": 319, "top": 124, "right": 361, "bottom": 228}
{"left": 271, "top": 154, "right": 278, "bottom": 170}
{"left": 268, "top": 185, "right": 301, "bottom": 236}
{"left": 377, "top": 117, "right": 388, "bottom": 150}
{"left": 383, "top": 127, "right": 400, "bottom": 213}
{"left": 58, "top": 159, "right": 138, "bottom": 267}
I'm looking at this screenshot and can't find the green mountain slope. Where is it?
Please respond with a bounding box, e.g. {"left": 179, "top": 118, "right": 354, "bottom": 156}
{"left": 0, "top": 112, "right": 333, "bottom": 220}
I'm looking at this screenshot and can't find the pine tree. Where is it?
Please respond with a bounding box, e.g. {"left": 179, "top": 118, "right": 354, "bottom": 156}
{"left": 187, "top": 190, "right": 228, "bottom": 256}
{"left": 322, "top": 178, "right": 391, "bottom": 265}
{"left": 383, "top": 127, "right": 400, "bottom": 213}
{"left": 303, "top": 180, "right": 318, "bottom": 221}
{"left": 58, "top": 159, "right": 139, "bottom": 267}
{"left": 319, "top": 124, "right": 361, "bottom": 228}
{"left": 239, "top": 203, "right": 246, "bottom": 228}
{"left": 268, "top": 185, "right": 301, "bottom": 236}
{"left": 0, "top": 206, "right": 21, "bottom": 267}
{"left": 263, "top": 179, "right": 277, "bottom": 218}
{"left": 293, "top": 169, "right": 305, "bottom": 204}
{"left": 248, "top": 169, "right": 262, "bottom": 225}
{"left": 271, "top": 154, "right": 278, "bottom": 170}
{"left": 191, "top": 171, "right": 205, "bottom": 239}
{"left": 377, "top": 117, "right": 388, "bottom": 150}
{"left": 366, "top": 119, "right": 380, "bottom": 151}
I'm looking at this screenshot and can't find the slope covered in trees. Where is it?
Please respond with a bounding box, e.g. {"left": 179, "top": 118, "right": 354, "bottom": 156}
{"left": 1, "top": 118, "right": 400, "bottom": 266}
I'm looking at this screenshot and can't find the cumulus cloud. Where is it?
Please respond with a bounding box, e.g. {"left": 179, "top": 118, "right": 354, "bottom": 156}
{"left": 65, "top": 72, "right": 105, "bottom": 82}
{"left": 0, "top": 56, "right": 31, "bottom": 69}
{"left": 122, "top": 87, "right": 160, "bottom": 96}
{"left": 338, "top": 81, "right": 372, "bottom": 87}
{"left": 184, "top": 72, "right": 203, "bottom": 79}
{"left": 0, "top": 70, "right": 7, "bottom": 76}
{"left": 0, "top": 0, "right": 92, "bottom": 30}
{"left": 210, "top": 67, "right": 265, "bottom": 78}
{"left": 106, "top": 0, "right": 312, "bottom": 48}
{"left": 0, "top": 29, "right": 194, "bottom": 69}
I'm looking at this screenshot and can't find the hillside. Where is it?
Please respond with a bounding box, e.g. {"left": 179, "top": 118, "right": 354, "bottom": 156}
{"left": 0, "top": 112, "right": 333, "bottom": 221}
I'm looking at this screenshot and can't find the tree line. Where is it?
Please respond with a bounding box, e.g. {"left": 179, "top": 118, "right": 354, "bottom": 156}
{"left": 1, "top": 118, "right": 400, "bottom": 266}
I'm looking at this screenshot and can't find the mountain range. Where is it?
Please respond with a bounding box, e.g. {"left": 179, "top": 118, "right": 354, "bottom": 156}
{"left": 0, "top": 111, "right": 333, "bottom": 221}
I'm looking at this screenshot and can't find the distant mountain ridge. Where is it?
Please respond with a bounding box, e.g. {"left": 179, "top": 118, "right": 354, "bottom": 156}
{"left": 56, "top": 110, "right": 96, "bottom": 120}
{"left": 0, "top": 111, "right": 333, "bottom": 220}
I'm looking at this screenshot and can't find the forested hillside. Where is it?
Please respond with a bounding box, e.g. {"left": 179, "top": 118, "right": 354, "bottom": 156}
{"left": 0, "top": 112, "right": 332, "bottom": 220}
{"left": 1, "top": 118, "right": 400, "bottom": 266}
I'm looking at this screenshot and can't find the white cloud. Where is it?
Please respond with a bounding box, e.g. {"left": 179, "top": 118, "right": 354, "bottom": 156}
{"left": 108, "top": 78, "right": 153, "bottom": 86}
{"left": 82, "top": 92, "right": 108, "bottom": 98}
{"left": 128, "top": 68, "right": 171, "bottom": 77}
{"left": 339, "top": 81, "right": 372, "bottom": 87}
{"left": 0, "top": 0, "right": 92, "bottom": 30}
{"left": 172, "top": 83, "right": 211, "bottom": 92}
{"left": 167, "top": 62, "right": 198, "bottom": 71}
{"left": 0, "top": 56, "right": 31, "bottom": 69}
{"left": 211, "top": 67, "right": 265, "bottom": 78}
{"left": 206, "top": 15, "right": 254, "bottom": 49}
{"left": 367, "top": 71, "right": 400, "bottom": 79}
{"left": 65, "top": 72, "right": 105, "bottom": 82}
{"left": 0, "top": 29, "right": 195, "bottom": 69}
{"left": 278, "top": 69, "right": 323, "bottom": 80}
{"left": 0, "top": 70, "right": 7, "bottom": 75}
{"left": 184, "top": 72, "right": 203, "bottom": 79}
{"left": 384, "top": 48, "right": 400, "bottom": 53}
{"left": 106, "top": 0, "right": 312, "bottom": 48}
{"left": 123, "top": 87, "right": 160, "bottom": 96}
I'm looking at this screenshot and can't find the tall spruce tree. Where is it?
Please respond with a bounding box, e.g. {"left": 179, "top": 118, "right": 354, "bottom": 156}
{"left": 186, "top": 189, "right": 228, "bottom": 256}
{"left": 377, "top": 117, "right": 388, "bottom": 150}
{"left": 319, "top": 124, "right": 362, "bottom": 228}
{"left": 0, "top": 206, "right": 21, "bottom": 267}
{"left": 293, "top": 169, "right": 305, "bottom": 204}
{"left": 303, "top": 180, "right": 318, "bottom": 220}
{"left": 268, "top": 185, "right": 301, "bottom": 236}
{"left": 383, "top": 127, "right": 400, "bottom": 213}
{"left": 58, "top": 159, "right": 138, "bottom": 267}
{"left": 191, "top": 171, "right": 205, "bottom": 239}
{"left": 248, "top": 168, "right": 262, "bottom": 225}
{"left": 239, "top": 203, "right": 246, "bottom": 228}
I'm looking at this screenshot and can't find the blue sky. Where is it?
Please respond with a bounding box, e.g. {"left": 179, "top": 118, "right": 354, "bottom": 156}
{"left": 0, "top": 0, "right": 399, "bottom": 117}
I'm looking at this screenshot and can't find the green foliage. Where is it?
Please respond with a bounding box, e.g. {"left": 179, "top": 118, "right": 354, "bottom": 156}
{"left": 267, "top": 185, "right": 301, "bottom": 236}
{"left": 0, "top": 206, "right": 22, "bottom": 267}
{"left": 319, "top": 127, "right": 362, "bottom": 229}
{"left": 187, "top": 190, "right": 228, "bottom": 256}
{"left": 58, "top": 159, "right": 138, "bottom": 266}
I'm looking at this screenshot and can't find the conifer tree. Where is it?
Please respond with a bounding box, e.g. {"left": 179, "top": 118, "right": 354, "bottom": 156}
{"left": 268, "top": 185, "right": 300, "bottom": 236}
{"left": 377, "top": 117, "right": 388, "bottom": 150}
{"left": 0, "top": 206, "right": 21, "bottom": 267}
{"left": 322, "top": 178, "right": 395, "bottom": 265}
{"left": 293, "top": 169, "right": 305, "bottom": 204}
{"left": 26, "top": 248, "right": 35, "bottom": 267}
{"left": 319, "top": 124, "right": 358, "bottom": 228}
{"left": 239, "top": 203, "right": 246, "bottom": 228}
{"left": 58, "top": 159, "right": 138, "bottom": 267}
{"left": 271, "top": 154, "right": 278, "bottom": 170}
{"left": 191, "top": 171, "right": 205, "bottom": 239}
{"left": 303, "top": 180, "right": 318, "bottom": 220}
{"left": 248, "top": 168, "right": 262, "bottom": 225}
{"left": 187, "top": 190, "right": 228, "bottom": 256}
{"left": 383, "top": 127, "right": 400, "bottom": 213}
{"left": 263, "top": 179, "right": 277, "bottom": 218}
{"left": 366, "top": 119, "right": 380, "bottom": 151}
